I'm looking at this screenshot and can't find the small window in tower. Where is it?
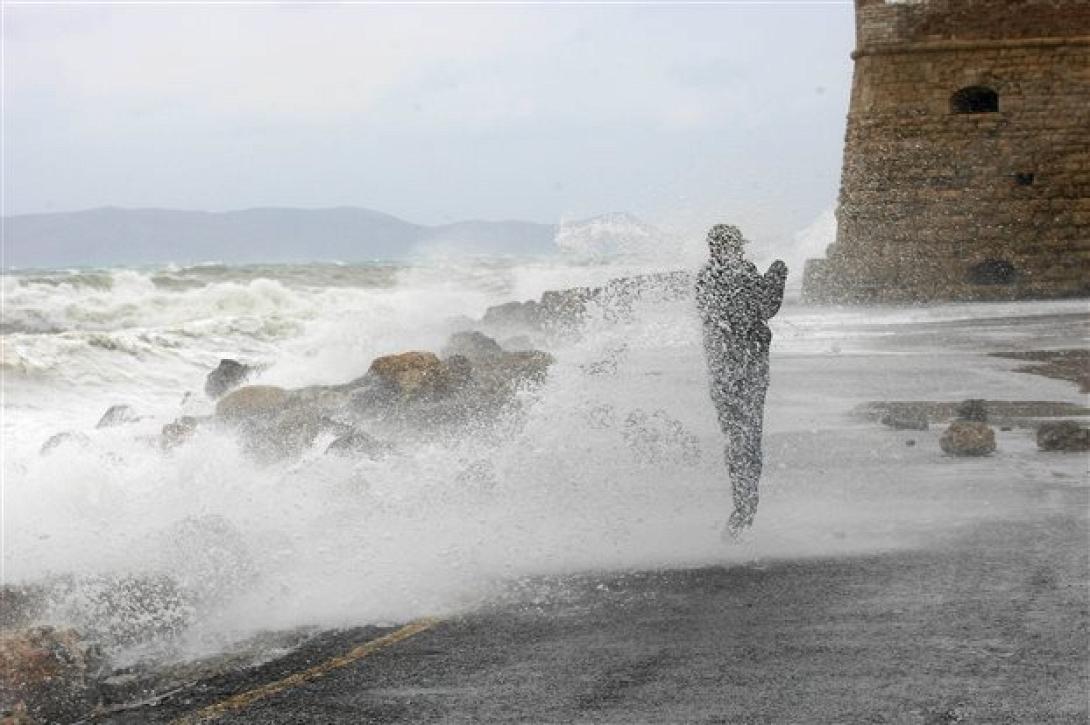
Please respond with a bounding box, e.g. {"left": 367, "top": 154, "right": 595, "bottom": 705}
{"left": 951, "top": 86, "right": 999, "bottom": 114}
{"left": 1014, "top": 172, "right": 1035, "bottom": 187}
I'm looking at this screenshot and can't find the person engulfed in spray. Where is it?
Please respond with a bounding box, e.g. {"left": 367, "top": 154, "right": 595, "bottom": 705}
{"left": 695, "top": 225, "right": 787, "bottom": 539}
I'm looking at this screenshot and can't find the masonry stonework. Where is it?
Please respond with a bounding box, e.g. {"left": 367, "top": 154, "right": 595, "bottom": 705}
{"left": 803, "top": 0, "right": 1090, "bottom": 303}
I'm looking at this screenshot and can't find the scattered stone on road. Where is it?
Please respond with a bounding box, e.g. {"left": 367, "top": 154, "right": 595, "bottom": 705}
{"left": 940, "top": 421, "right": 996, "bottom": 456}
{"left": 1037, "top": 420, "right": 1090, "bottom": 452}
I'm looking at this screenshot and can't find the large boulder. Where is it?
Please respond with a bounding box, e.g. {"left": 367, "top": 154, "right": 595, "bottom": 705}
{"left": 539, "top": 287, "right": 595, "bottom": 329}
{"left": 441, "top": 331, "right": 503, "bottom": 363}
{"left": 468, "top": 351, "right": 554, "bottom": 404}
{"left": 475, "top": 351, "right": 553, "bottom": 386}
{"left": 368, "top": 352, "right": 450, "bottom": 398}
{"left": 481, "top": 300, "right": 542, "bottom": 332}
{"left": 255, "top": 406, "right": 325, "bottom": 458}
{"left": 443, "top": 355, "right": 473, "bottom": 389}
{"left": 204, "top": 359, "right": 253, "bottom": 399}
{"left": 1036, "top": 421, "right": 1090, "bottom": 452}
{"left": 940, "top": 421, "right": 996, "bottom": 456}
{"left": 214, "top": 386, "right": 332, "bottom": 459}
{"left": 215, "top": 385, "right": 291, "bottom": 422}
{"left": 357, "top": 348, "right": 554, "bottom": 430}
{"left": 0, "top": 627, "right": 102, "bottom": 724}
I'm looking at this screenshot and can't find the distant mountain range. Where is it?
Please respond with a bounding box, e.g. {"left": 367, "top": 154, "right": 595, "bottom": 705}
{"left": 3, "top": 206, "right": 569, "bottom": 269}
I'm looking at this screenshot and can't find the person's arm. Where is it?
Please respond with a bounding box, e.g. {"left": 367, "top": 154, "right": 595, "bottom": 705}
{"left": 694, "top": 264, "right": 716, "bottom": 318}
{"left": 761, "top": 260, "right": 787, "bottom": 320}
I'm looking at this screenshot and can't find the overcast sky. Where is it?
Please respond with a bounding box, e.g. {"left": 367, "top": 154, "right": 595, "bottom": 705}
{"left": 5, "top": 2, "right": 855, "bottom": 247}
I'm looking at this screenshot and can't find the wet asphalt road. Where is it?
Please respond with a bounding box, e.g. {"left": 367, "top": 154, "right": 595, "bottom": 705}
{"left": 101, "top": 494, "right": 1088, "bottom": 725}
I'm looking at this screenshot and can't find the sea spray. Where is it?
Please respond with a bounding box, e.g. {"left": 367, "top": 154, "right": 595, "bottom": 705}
{"left": 3, "top": 258, "right": 1086, "bottom": 667}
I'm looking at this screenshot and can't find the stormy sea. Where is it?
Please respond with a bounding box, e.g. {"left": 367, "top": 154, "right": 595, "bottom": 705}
{"left": 3, "top": 247, "right": 1086, "bottom": 679}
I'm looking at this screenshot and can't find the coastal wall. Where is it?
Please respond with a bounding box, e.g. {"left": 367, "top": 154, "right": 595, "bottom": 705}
{"left": 804, "top": 0, "right": 1090, "bottom": 302}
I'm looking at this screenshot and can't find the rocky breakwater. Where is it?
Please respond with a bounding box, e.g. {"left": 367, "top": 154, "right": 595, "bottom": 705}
{"left": 15, "top": 270, "right": 694, "bottom": 720}
{"left": 18, "top": 329, "right": 554, "bottom": 722}
{"left": 160, "top": 331, "right": 554, "bottom": 462}
{"left": 478, "top": 270, "right": 692, "bottom": 341}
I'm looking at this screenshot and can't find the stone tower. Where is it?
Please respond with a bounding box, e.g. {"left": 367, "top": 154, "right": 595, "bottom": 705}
{"left": 803, "top": 0, "right": 1090, "bottom": 303}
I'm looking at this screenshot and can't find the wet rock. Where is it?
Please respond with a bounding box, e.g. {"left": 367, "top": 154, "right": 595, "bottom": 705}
{"left": 159, "top": 415, "right": 207, "bottom": 450}
{"left": 0, "top": 626, "right": 103, "bottom": 724}
{"left": 267, "top": 407, "right": 325, "bottom": 454}
{"left": 364, "top": 348, "right": 554, "bottom": 430}
{"left": 216, "top": 346, "right": 555, "bottom": 449}
{"left": 471, "top": 351, "right": 554, "bottom": 397}
{"left": 481, "top": 300, "right": 542, "bottom": 332}
{"left": 1036, "top": 421, "right": 1090, "bottom": 452}
{"left": 95, "top": 404, "right": 139, "bottom": 428}
{"left": 232, "top": 405, "right": 330, "bottom": 461}
{"left": 955, "top": 398, "right": 988, "bottom": 422}
{"left": 348, "top": 377, "right": 399, "bottom": 417}
{"left": 325, "top": 430, "right": 388, "bottom": 459}
{"left": 39, "top": 431, "right": 90, "bottom": 456}
{"left": 215, "top": 385, "right": 291, "bottom": 422}
{"left": 443, "top": 355, "right": 473, "bottom": 389}
{"left": 880, "top": 409, "right": 929, "bottom": 430}
{"left": 623, "top": 409, "right": 702, "bottom": 465}
{"left": 441, "top": 331, "right": 503, "bottom": 363}
{"left": 0, "top": 586, "right": 47, "bottom": 630}
{"left": 539, "top": 287, "right": 594, "bottom": 329}
{"left": 369, "top": 352, "right": 450, "bottom": 398}
{"left": 939, "top": 421, "right": 996, "bottom": 456}
{"left": 205, "top": 359, "right": 253, "bottom": 399}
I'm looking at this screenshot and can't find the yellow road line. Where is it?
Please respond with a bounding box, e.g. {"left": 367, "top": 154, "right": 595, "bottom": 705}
{"left": 169, "top": 617, "right": 440, "bottom": 724}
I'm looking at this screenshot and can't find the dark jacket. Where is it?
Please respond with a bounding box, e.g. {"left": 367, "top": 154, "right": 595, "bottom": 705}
{"left": 696, "top": 259, "right": 786, "bottom": 350}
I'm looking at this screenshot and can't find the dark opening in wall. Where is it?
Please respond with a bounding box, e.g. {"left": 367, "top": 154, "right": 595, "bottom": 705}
{"left": 1014, "top": 172, "right": 1035, "bottom": 186}
{"left": 967, "top": 259, "right": 1017, "bottom": 286}
{"left": 951, "top": 86, "right": 999, "bottom": 114}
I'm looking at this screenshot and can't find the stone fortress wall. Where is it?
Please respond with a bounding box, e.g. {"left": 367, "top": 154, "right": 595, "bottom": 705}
{"left": 803, "top": 0, "right": 1090, "bottom": 302}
